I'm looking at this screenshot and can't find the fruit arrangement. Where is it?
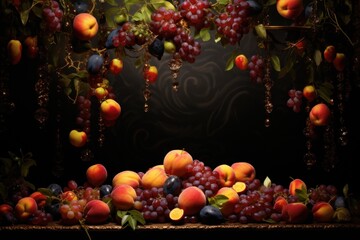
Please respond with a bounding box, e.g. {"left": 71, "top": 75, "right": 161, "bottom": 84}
{"left": 0, "top": 149, "right": 355, "bottom": 229}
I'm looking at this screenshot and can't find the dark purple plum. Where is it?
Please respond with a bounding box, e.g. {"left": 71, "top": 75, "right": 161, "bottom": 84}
{"left": 163, "top": 175, "right": 182, "bottom": 196}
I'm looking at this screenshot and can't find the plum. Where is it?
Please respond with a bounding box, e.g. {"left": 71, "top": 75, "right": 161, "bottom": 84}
{"left": 87, "top": 54, "right": 104, "bottom": 74}
{"left": 100, "top": 184, "right": 112, "bottom": 197}
{"left": 163, "top": 175, "right": 182, "bottom": 196}
{"left": 47, "top": 183, "right": 62, "bottom": 196}
{"left": 199, "top": 205, "right": 225, "bottom": 225}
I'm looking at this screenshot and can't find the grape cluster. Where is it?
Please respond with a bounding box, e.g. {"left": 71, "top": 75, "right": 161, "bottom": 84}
{"left": 135, "top": 187, "right": 178, "bottom": 223}
{"left": 149, "top": 7, "right": 182, "bottom": 39}
{"left": 214, "top": 0, "right": 250, "bottom": 45}
{"left": 286, "top": 89, "right": 303, "bottom": 113}
{"left": 107, "top": 22, "right": 136, "bottom": 48}
{"left": 178, "top": 0, "right": 212, "bottom": 30}
{"left": 308, "top": 184, "right": 338, "bottom": 205}
{"left": 42, "top": 0, "right": 63, "bottom": 33}
{"left": 182, "top": 160, "right": 221, "bottom": 198}
{"left": 173, "top": 28, "right": 202, "bottom": 63}
{"left": 75, "top": 95, "right": 91, "bottom": 135}
{"left": 29, "top": 210, "right": 53, "bottom": 226}
{"left": 59, "top": 199, "right": 87, "bottom": 225}
{"left": 248, "top": 55, "right": 264, "bottom": 84}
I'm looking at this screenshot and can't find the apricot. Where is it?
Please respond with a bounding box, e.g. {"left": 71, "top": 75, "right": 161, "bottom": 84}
{"left": 69, "top": 129, "right": 87, "bottom": 147}
{"left": 178, "top": 186, "right": 207, "bottom": 216}
{"left": 141, "top": 166, "right": 168, "bottom": 189}
{"left": 163, "top": 149, "right": 193, "bottom": 177}
{"left": 112, "top": 170, "right": 141, "bottom": 189}
{"left": 312, "top": 201, "right": 335, "bottom": 223}
{"left": 86, "top": 163, "right": 108, "bottom": 187}
{"left": 110, "top": 184, "right": 137, "bottom": 210}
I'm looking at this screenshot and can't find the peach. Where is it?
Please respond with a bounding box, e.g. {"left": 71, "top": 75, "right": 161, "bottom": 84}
{"left": 110, "top": 184, "right": 137, "bottom": 210}
{"left": 312, "top": 201, "right": 335, "bottom": 223}
{"left": 100, "top": 98, "right": 121, "bottom": 121}
{"left": 141, "top": 165, "right": 168, "bottom": 189}
{"left": 109, "top": 58, "right": 123, "bottom": 75}
{"left": 163, "top": 149, "right": 193, "bottom": 178}
{"left": 273, "top": 196, "right": 288, "bottom": 213}
{"left": 69, "top": 129, "right": 87, "bottom": 147}
{"left": 14, "top": 197, "right": 38, "bottom": 221}
{"left": 29, "top": 191, "right": 47, "bottom": 208}
{"left": 289, "top": 178, "right": 307, "bottom": 196}
{"left": 214, "top": 187, "right": 240, "bottom": 216}
{"left": 302, "top": 85, "right": 317, "bottom": 102}
{"left": 213, "top": 164, "right": 236, "bottom": 187}
{"left": 178, "top": 186, "right": 207, "bottom": 216}
{"left": 276, "top": 0, "right": 304, "bottom": 20}
{"left": 231, "top": 162, "right": 256, "bottom": 182}
{"left": 281, "top": 202, "right": 309, "bottom": 223}
{"left": 112, "top": 170, "right": 141, "bottom": 189}
{"left": 309, "top": 103, "right": 331, "bottom": 126}
{"left": 73, "top": 13, "right": 99, "bottom": 41}
{"left": 7, "top": 39, "right": 22, "bottom": 65}
{"left": 86, "top": 163, "right": 108, "bottom": 187}
{"left": 61, "top": 190, "right": 78, "bottom": 201}
{"left": 234, "top": 54, "right": 249, "bottom": 70}
{"left": 333, "top": 52, "right": 346, "bottom": 71}
{"left": 83, "top": 199, "right": 110, "bottom": 224}
{"left": 24, "top": 36, "right": 39, "bottom": 58}
{"left": 323, "top": 45, "right": 336, "bottom": 63}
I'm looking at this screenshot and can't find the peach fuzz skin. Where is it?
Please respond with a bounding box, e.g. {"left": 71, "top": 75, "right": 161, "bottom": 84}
{"left": 309, "top": 103, "right": 331, "bottom": 126}
{"left": 14, "top": 197, "right": 38, "bottom": 221}
{"left": 84, "top": 199, "right": 110, "bottom": 224}
{"left": 141, "top": 165, "right": 168, "bottom": 189}
{"left": 86, "top": 163, "right": 108, "bottom": 187}
{"left": 100, "top": 98, "right": 121, "bottom": 121}
{"left": 178, "top": 186, "right": 207, "bottom": 216}
{"left": 72, "top": 13, "right": 99, "bottom": 41}
{"left": 281, "top": 202, "right": 308, "bottom": 223}
{"left": 215, "top": 187, "right": 240, "bottom": 216}
{"left": 163, "top": 149, "right": 193, "bottom": 177}
{"left": 214, "top": 164, "right": 236, "bottom": 187}
{"left": 110, "top": 184, "right": 137, "bottom": 211}
{"left": 231, "top": 162, "right": 256, "bottom": 182}
{"left": 112, "top": 170, "right": 141, "bottom": 189}
{"left": 276, "top": 0, "right": 304, "bottom": 20}
{"left": 312, "top": 201, "right": 335, "bottom": 223}
{"left": 288, "top": 178, "right": 307, "bottom": 196}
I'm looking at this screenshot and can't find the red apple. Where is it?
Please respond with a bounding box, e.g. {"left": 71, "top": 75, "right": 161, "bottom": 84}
{"left": 276, "top": 0, "right": 304, "bottom": 20}
{"left": 302, "top": 85, "right": 317, "bottom": 102}
{"left": 109, "top": 58, "right": 123, "bottom": 75}
{"left": 144, "top": 65, "right": 158, "bottom": 84}
{"left": 73, "top": 13, "right": 99, "bottom": 41}
{"left": 309, "top": 103, "right": 331, "bottom": 126}
{"left": 234, "top": 54, "right": 249, "bottom": 70}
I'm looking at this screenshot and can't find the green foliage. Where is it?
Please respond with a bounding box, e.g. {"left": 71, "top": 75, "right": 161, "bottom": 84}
{"left": 116, "top": 209, "right": 146, "bottom": 230}
{"left": 208, "top": 194, "right": 229, "bottom": 209}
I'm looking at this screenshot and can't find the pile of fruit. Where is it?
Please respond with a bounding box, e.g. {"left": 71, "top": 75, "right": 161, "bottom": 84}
{"left": 0, "top": 149, "right": 354, "bottom": 229}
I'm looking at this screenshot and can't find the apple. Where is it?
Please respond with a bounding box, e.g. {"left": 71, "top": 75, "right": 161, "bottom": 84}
{"left": 7, "top": 39, "right": 22, "bottom": 65}
{"left": 213, "top": 164, "right": 236, "bottom": 187}
{"left": 69, "top": 129, "right": 87, "bottom": 147}
{"left": 309, "top": 103, "right": 331, "bottom": 126}
{"left": 276, "top": 0, "right": 304, "bottom": 20}
{"left": 333, "top": 52, "right": 346, "bottom": 71}
{"left": 73, "top": 13, "right": 99, "bottom": 41}
{"left": 302, "top": 85, "right": 317, "bottom": 102}
{"left": 100, "top": 98, "right": 121, "bottom": 121}
{"left": 109, "top": 58, "right": 123, "bottom": 75}
{"left": 234, "top": 54, "right": 249, "bottom": 70}
{"left": 323, "top": 45, "right": 336, "bottom": 63}
{"left": 94, "top": 87, "right": 108, "bottom": 100}
{"left": 144, "top": 65, "right": 158, "bottom": 84}
{"left": 86, "top": 163, "right": 108, "bottom": 187}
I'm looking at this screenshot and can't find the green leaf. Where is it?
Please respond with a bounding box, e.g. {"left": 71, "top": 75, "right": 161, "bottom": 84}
{"left": 121, "top": 214, "right": 130, "bottom": 226}
{"left": 264, "top": 0, "right": 276, "bottom": 6}
{"left": 105, "top": 0, "right": 119, "bottom": 6}
{"left": 225, "top": 51, "right": 237, "bottom": 71}
{"left": 254, "top": 24, "right": 267, "bottom": 39}
{"left": 129, "top": 209, "right": 146, "bottom": 225}
{"left": 117, "top": 210, "right": 127, "bottom": 218}
{"left": 208, "top": 194, "right": 229, "bottom": 208}
{"left": 263, "top": 176, "right": 272, "bottom": 188}
{"left": 128, "top": 217, "right": 137, "bottom": 230}
{"left": 295, "top": 185, "right": 309, "bottom": 203}
{"left": 313, "top": 49, "right": 322, "bottom": 66}
{"left": 270, "top": 55, "right": 281, "bottom": 72}
{"left": 278, "top": 58, "right": 294, "bottom": 79}
{"left": 200, "top": 28, "right": 211, "bottom": 41}
{"left": 21, "top": 159, "right": 36, "bottom": 177}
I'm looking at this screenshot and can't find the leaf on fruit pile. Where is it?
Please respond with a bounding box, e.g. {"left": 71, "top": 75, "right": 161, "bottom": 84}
{"left": 263, "top": 176, "right": 272, "bottom": 188}
{"left": 208, "top": 194, "right": 229, "bottom": 209}
{"left": 314, "top": 49, "right": 322, "bottom": 66}
{"left": 225, "top": 51, "right": 237, "bottom": 71}
{"left": 117, "top": 210, "right": 145, "bottom": 230}
{"left": 318, "top": 82, "right": 334, "bottom": 103}
{"left": 270, "top": 55, "right": 280, "bottom": 72}
{"left": 254, "top": 24, "right": 267, "bottom": 40}
{"left": 295, "top": 185, "right": 309, "bottom": 204}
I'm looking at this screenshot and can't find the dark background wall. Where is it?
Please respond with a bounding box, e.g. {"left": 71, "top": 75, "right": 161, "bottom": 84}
{"left": 1, "top": 1, "right": 359, "bottom": 194}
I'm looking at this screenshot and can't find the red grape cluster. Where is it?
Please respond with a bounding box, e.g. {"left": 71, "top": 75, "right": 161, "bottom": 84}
{"left": 110, "top": 22, "right": 136, "bottom": 48}
{"left": 75, "top": 95, "right": 91, "bottom": 135}
{"left": 173, "top": 28, "right": 202, "bottom": 63}
{"left": 248, "top": 54, "right": 264, "bottom": 83}
{"left": 286, "top": 89, "right": 303, "bottom": 112}
{"left": 29, "top": 210, "right": 53, "bottom": 226}
{"left": 178, "top": 0, "right": 212, "bottom": 30}
{"left": 42, "top": 0, "right": 63, "bottom": 33}
{"left": 308, "top": 184, "right": 338, "bottom": 205}
{"left": 214, "top": 0, "right": 250, "bottom": 45}
{"left": 59, "top": 199, "right": 87, "bottom": 225}
{"left": 149, "top": 7, "right": 182, "bottom": 39}
{"left": 135, "top": 187, "right": 178, "bottom": 223}
{"left": 182, "top": 160, "right": 221, "bottom": 198}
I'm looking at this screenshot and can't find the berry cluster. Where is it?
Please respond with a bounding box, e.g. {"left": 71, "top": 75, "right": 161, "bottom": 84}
{"left": 286, "top": 89, "right": 303, "bottom": 112}
{"left": 248, "top": 55, "right": 264, "bottom": 83}
{"left": 42, "top": 0, "right": 63, "bottom": 33}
